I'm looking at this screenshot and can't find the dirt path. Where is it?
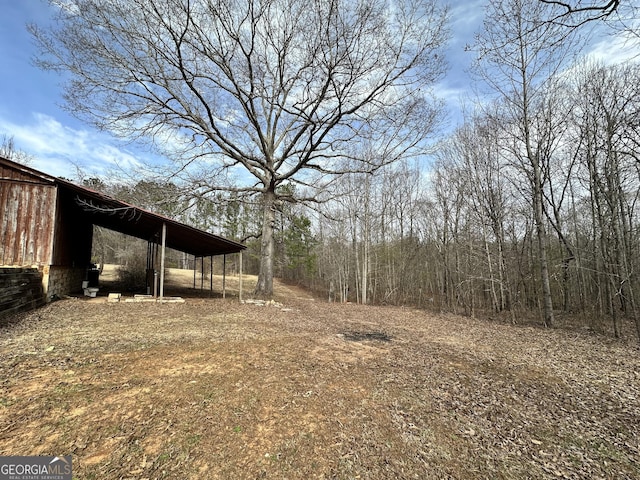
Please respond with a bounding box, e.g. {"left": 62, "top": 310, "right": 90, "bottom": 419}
{"left": 1, "top": 282, "right": 639, "bottom": 479}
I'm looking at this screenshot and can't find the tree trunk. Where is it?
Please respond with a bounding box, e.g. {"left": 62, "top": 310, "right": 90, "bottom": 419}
{"left": 255, "top": 188, "right": 276, "bottom": 298}
{"left": 534, "top": 177, "right": 555, "bottom": 328}
{"left": 526, "top": 94, "right": 554, "bottom": 327}
{"left": 483, "top": 225, "right": 499, "bottom": 312}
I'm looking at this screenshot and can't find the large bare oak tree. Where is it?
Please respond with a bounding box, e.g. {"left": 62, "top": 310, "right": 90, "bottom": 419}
{"left": 30, "top": 0, "right": 448, "bottom": 297}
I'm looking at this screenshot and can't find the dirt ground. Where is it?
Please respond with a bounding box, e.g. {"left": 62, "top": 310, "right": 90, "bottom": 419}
{"left": 1, "top": 272, "right": 639, "bottom": 479}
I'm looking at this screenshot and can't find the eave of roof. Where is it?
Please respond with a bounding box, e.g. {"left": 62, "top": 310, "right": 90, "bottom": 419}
{"left": 0, "top": 157, "right": 245, "bottom": 257}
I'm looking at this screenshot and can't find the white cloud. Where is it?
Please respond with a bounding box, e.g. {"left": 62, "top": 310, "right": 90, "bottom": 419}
{"left": 447, "top": 0, "right": 485, "bottom": 32}
{"left": 586, "top": 24, "right": 640, "bottom": 65}
{"left": 0, "top": 112, "right": 148, "bottom": 179}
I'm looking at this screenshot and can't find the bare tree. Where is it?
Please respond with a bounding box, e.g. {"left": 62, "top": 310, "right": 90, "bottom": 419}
{"left": 453, "top": 113, "right": 517, "bottom": 319}
{"left": 0, "top": 135, "right": 33, "bottom": 165}
{"left": 428, "top": 151, "right": 470, "bottom": 313}
{"left": 572, "top": 61, "right": 640, "bottom": 339}
{"left": 472, "top": 0, "right": 582, "bottom": 327}
{"left": 30, "top": 0, "right": 448, "bottom": 297}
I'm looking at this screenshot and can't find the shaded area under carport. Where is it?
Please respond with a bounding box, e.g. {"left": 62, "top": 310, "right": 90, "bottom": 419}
{"left": 57, "top": 176, "right": 248, "bottom": 301}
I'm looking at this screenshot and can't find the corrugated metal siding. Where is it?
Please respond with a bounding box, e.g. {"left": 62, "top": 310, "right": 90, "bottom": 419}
{"left": 1, "top": 157, "right": 246, "bottom": 270}
{"left": 0, "top": 171, "right": 57, "bottom": 267}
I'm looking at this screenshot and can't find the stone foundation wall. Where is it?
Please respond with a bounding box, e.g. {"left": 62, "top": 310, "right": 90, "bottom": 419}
{"left": 0, "top": 267, "right": 45, "bottom": 322}
{"left": 44, "top": 265, "right": 86, "bottom": 301}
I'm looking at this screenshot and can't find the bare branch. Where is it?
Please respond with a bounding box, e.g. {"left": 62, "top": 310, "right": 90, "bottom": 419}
{"left": 539, "top": 0, "right": 622, "bottom": 27}
{"left": 75, "top": 197, "right": 143, "bottom": 222}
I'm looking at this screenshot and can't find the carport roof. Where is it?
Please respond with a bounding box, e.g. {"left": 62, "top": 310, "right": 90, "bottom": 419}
{"left": 1, "top": 157, "right": 245, "bottom": 257}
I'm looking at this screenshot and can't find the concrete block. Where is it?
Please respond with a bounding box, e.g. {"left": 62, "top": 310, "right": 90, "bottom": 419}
{"left": 108, "top": 293, "right": 121, "bottom": 303}
{"left": 133, "top": 294, "right": 157, "bottom": 303}
{"left": 159, "top": 297, "right": 185, "bottom": 303}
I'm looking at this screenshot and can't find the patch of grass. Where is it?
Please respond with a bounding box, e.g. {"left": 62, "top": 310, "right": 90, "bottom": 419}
{"left": 157, "top": 452, "right": 171, "bottom": 463}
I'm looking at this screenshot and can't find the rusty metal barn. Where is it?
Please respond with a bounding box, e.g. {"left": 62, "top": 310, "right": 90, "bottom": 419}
{"left": 0, "top": 156, "right": 246, "bottom": 316}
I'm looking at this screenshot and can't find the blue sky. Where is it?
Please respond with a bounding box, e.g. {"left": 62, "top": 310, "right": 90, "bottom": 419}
{"left": 0, "top": 1, "right": 153, "bottom": 178}
{"left": 0, "top": 0, "right": 484, "bottom": 179}
{"left": 0, "top": 0, "right": 636, "bottom": 180}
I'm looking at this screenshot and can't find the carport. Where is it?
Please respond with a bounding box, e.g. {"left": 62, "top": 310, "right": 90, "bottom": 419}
{"left": 1, "top": 156, "right": 246, "bottom": 303}
{"left": 62, "top": 180, "right": 247, "bottom": 300}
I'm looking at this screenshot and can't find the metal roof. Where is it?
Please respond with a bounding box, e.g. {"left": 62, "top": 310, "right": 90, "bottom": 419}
{"left": 1, "top": 157, "right": 245, "bottom": 257}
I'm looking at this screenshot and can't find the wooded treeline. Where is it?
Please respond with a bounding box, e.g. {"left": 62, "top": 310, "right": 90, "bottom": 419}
{"left": 34, "top": 0, "right": 631, "bottom": 340}
{"left": 310, "top": 59, "right": 640, "bottom": 341}
{"left": 86, "top": 59, "right": 640, "bottom": 340}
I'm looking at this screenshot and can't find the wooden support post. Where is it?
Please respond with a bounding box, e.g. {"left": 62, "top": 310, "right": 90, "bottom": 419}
{"left": 193, "top": 255, "right": 196, "bottom": 289}
{"left": 153, "top": 241, "right": 159, "bottom": 298}
{"left": 222, "top": 254, "right": 227, "bottom": 299}
{"left": 239, "top": 250, "right": 243, "bottom": 302}
{"left": 159, "top": 222, "right": 167, "bottom": 302}
{"left": 146, "top": 241, "right": 152, "bottom": 295}
{"left": 210, "top": 256, "right": 213, "bottom": 292}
